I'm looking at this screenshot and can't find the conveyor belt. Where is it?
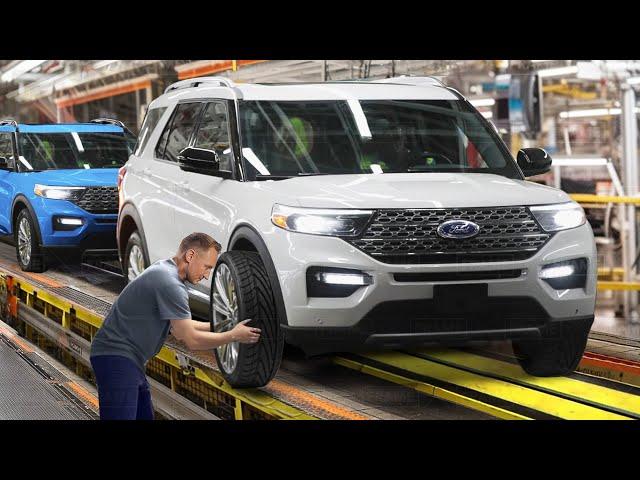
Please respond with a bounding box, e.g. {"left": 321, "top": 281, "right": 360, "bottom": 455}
{"left": 335, "top": 348, "right": 640, "bottom": 420}
{"left": 0, "top": 323, "right": 97, "bottom": 420}
{"left": 1, "top": 239, "right": 639, "bottom": 420}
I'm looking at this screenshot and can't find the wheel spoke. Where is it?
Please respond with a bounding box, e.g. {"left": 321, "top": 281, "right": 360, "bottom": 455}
{"left": 212, "top": 295, "right": 232, "bottom": 320}
{"left": 215, "top": 270, "right": 231, "bottom": 309}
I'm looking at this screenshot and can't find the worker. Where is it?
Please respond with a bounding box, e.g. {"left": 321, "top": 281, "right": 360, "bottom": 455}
{"left": 89, "top": 232, "right": 260, "bottom": 420}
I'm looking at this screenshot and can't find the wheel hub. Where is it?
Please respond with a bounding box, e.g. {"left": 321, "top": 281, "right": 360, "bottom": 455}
{"left": 212, "top": 263, "right": 239, "bottom": 374}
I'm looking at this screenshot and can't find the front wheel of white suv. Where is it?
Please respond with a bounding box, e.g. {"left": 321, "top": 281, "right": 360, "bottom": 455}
{"left": 209, "top": 251, "right": 284, "bottom": 388}
{"left": 512, "top": 320, "right": 591, "bottom": 376}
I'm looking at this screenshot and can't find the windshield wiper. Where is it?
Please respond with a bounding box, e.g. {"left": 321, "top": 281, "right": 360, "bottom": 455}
{"left": 254, "top": 172, "right": 330, "bottom": 181}
{"left": 254, "top": 174, "right": 295, "bottom": 181}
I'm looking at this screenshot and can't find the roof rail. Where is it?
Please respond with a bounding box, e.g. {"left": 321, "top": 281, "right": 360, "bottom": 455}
{"left": 371, "top": 75, "right": 446, "bottom": 88}
{"left": 0, "top": 119, "right": 18, "bottom": 128}
{"left": 89, "top": 118, "right": 126, "bottom": 128}
{"left": 164, "top": 76, "right": 236, "bottom": 94}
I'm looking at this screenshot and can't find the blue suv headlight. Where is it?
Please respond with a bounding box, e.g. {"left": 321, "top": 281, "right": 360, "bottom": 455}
{"left": 34, "top": 184, "right": 86, "bottom": 201}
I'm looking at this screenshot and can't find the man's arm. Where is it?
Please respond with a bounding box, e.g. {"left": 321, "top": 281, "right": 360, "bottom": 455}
{"left": 170, "top": 318, "right": 260, "bottom": 351}
{"left": 193, "top": 321, "right": 212, "bottom": 332}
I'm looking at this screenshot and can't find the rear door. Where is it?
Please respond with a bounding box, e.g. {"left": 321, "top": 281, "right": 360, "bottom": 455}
{"left": 138, "top": 101, "right": 204, "bottom": 261}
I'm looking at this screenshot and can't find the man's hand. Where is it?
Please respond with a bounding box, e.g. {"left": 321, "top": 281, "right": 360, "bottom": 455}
{"left": 229, "top": 319, "right": 261, "bottom": 344}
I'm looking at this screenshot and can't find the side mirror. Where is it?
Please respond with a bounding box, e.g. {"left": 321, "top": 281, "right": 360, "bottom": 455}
{"left": 517, "top": 148, "right": 552, "bottom": 177}
{"left": 177, "top": 146, "right": 229, "bottom": 178}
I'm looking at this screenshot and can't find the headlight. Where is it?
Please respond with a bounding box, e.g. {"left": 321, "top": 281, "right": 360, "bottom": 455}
{"left": 34, "top": 184, "right": 86, "bottom": 200}
{"left": 529, "top": 202, "right": 586, "bottom": 232}
{"left": 271, "top": 204, "right": 373, "bottom": 237}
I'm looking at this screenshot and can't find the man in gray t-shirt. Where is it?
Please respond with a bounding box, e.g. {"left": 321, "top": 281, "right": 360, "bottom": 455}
{"left": 90, "top": 232, "right": 260, "bottom": 420}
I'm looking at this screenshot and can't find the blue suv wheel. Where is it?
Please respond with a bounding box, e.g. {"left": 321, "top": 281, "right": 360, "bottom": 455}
{"left": 14, "top": 208, "right": 45, "bottom": 272}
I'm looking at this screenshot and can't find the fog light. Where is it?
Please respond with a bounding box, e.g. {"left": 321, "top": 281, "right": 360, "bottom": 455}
{"left": 540, "top": 258, "right": 588, "bottom": 289}
{"left": 307, "top": 267, "right": 373, "bottom": 297}
{"left": 315, "top": 272, "right": 373, "bottom": 286}
{"left": 53, "top": 217, "right": 84, "bottom": 231}
{"left": 539, "top": 265, "right": 574, "bottom": 279}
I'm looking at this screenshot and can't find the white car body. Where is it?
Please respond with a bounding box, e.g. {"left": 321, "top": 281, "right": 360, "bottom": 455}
{"left": 118, "top": 76, "right": 596, "bottom": 363}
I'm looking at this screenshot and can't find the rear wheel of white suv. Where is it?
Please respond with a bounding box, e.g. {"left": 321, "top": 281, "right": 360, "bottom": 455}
{"left": 209, "top": 251, "right": 284, "bottom": 388}
{"left": 512, "top": 320, "right": 590, "bottom": 376}
{"left": 123, "top": 231, "right": 148, "bottom": 283}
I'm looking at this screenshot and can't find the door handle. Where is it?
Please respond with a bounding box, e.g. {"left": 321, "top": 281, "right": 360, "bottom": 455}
{"left": 142, "top": 168, "right": 151, "bottom": 177}
{"left": 176, "top": 181, "right": 189, "bottom": 193}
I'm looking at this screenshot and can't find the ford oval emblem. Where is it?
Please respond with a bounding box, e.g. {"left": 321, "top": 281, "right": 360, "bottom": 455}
{"left": 437, "top": 220, "right": 480, "bottom": 239}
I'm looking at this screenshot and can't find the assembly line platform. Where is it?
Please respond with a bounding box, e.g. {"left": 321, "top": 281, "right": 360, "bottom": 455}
{"left": 0, "top": 320, "right": 97, "bottom": 420}
{"left": 1, "top": 238, "right": 639, "bottom": 420}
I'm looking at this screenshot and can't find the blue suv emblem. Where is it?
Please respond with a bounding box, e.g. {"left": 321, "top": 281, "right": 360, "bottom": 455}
{"left": 437, "top": 220, "right": 480, "bottom": 239}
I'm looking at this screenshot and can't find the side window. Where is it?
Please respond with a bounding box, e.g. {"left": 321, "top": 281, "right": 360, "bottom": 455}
{"left": 193, "top": 102, "right": 233, "bottom": 171}
{"left": 0, "top": 133, "right": 15, "bottom": 168}
{"left": 155, "top": 102, "right": 202, "bottom": 162}
{"left": 134, "top": 107, "right": 167, "bottom": 156}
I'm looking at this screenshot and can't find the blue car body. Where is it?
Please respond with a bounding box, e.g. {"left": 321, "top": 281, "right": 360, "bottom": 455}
{"left": 0, "top": 123, "right": 133, "bottom": 257}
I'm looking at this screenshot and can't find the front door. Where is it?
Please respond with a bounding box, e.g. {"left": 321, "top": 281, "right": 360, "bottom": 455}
{"left": 174, "top": 100, "right": 236, "bottom": 314}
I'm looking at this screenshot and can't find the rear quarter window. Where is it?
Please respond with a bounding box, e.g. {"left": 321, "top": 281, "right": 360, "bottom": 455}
{"left": 134, "top": 107, "right": 167, "bottom": 156}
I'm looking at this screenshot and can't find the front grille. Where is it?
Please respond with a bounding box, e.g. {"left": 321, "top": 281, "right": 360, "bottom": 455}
{"left": 72, "top": 186, "right": 118, "bottom": 214}
{"left": 349, "top": 207, "right": 550, "bottom": 264}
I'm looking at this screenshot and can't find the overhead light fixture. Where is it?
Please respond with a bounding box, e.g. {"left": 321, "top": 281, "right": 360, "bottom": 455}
{"left": 480, "top": 111, "right": 493, "bottom": 119}
{"left": 537, "top": 66, "right": 579, "bottom": 78}
{"left": 1, "top": 60, "right": 47, "bottom": 83}
{"left": 469, "top": 98, "right": 495, "bottom": 107}
{"left": 560, "top": 108, "right": 619, "bottom": 118}
{"left": 627, "top": 77, "right": 640, "bottom": 85}
{"left": 551, "top": 157, "right": 608, "bottom": 166}
{"left": 559, "top": 107, "right": 640, "bottom": 118}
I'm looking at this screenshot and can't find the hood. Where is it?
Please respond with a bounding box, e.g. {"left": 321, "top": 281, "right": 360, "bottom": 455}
{"left": 255, "top": 172, "right": 571, "bottom": 209}
{"left": 24, "top": 168, "right": 118, "bottom": 187}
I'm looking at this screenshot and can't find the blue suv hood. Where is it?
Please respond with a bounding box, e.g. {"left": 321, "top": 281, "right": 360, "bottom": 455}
{"left": 25, "top": 168, "right": 118, "bottom": 187}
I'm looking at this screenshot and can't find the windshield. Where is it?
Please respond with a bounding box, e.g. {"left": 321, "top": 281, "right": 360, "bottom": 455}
{"left": 17, "top": 131, "right": 136, "bottom": 171}
{"left": 238, "top": 99, "right": 521, "bottom": 180}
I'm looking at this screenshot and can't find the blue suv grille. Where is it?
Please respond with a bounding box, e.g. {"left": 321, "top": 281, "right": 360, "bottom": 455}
{"left": 349, "top": 207, "right": 551, "bottom": 264}
{"left": 72, "top": 186, "right": 118, "bottom": 214}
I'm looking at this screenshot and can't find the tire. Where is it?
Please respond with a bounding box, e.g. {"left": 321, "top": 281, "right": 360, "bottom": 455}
{"left": 14, "top": 209, "right": 46, "bottom": 272}
{"left": 123, "top": 231, "right": 148, "bottom": 283}
{"left": 209, "top": 251, "right": 284, "bottom": 388}
{"left": 512, "top": 320, "right": 591, "bottom": 376}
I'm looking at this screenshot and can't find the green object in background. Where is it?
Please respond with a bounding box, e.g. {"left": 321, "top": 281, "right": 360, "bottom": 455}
{"left": 42, "top": 140, "right": 54, "bottom": 162}
{"left": 360, "top": 155, "right": 387, "bottom": 172}
{"left": 290, "top": 117, "right": 310, "bottom": 157}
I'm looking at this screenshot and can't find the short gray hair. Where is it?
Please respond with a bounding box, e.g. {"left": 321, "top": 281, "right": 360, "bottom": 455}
{"left": 178, "top": 232, "right": 222, "bottom": 254}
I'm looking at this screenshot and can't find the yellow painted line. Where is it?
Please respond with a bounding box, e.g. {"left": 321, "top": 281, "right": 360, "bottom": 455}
{"left": 598, "top": 281, "right": 640, "bottom": 291}
{"left": 357, "top": 351, "right": 630, "bottom": 420}
{"left": 334, "top": 356, "right": 530, "bottom": 420}
{"left": 570, "top": 194, "right": 640, "bottom": 205}
{"left": 414, "top": 349, "right": 640, "bottom": 418}
{"left": 0, "top": 323, "right": 34, "bottom": 353}
{"left": 598, "top": 267, "right": 625, "bottom": 276}
{"left": 265, "top": 379, "right": 370, "bottom": 420}
{"left": 65, "top": 381, "right": 99, "bottom": 410}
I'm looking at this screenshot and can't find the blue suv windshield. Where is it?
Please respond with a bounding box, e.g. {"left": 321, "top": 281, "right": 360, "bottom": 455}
{"left": 17, "top": 131, "right": 135, "bottom": 171}
{"left": 238, "top": 99, "right": 521, "bottom": 180}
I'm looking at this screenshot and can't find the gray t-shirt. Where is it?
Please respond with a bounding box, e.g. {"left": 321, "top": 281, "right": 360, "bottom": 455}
{"left": 90, "top": 258, "right": 191, "bottom": 372}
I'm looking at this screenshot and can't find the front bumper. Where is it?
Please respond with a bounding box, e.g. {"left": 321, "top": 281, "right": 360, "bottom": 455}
{"left": 33, "top": 197, "right": 118, "bottom": 253}
{"left": 264, "top": 221, "right": 597, "bottom": 341}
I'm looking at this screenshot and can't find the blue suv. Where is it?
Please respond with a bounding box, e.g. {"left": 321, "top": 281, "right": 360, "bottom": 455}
{"left": 0, "top": 119, "right": 136, "bottom": 272}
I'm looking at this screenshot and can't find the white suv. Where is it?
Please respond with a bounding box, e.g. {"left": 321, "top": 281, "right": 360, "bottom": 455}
{"left": 118, "top": 76, "right": 596, "bottom": 387}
